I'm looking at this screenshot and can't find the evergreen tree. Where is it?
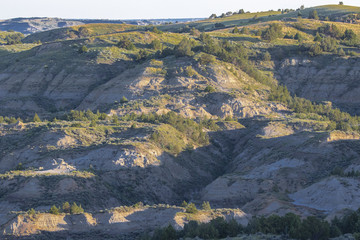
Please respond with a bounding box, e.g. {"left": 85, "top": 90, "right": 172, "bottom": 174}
{"left": 186, "top": 203, "right": 198, "bottom": 214}
{"left": 120, "top": 96, "right": 128, "bottom": 103}
{"left": 50, "top": 205, "right": 60, "bottom": 215}
{"left": 314, "top": 32, "right": 322, "bottom": 41}
{"left": 201, "top": 201, "right": 211, "bottom": 211}
{"left": 33, "top": 113, "right": 41, "bottom": 122}
{"left": 62, "top": 202, "right": 70, "bottom": 213}
{"left": 70, "top": 202, "right": 84, "bottom": 214}
{"left": 28, "top": 208, "right": 36, "bottom": 215}
{"left": 181, "top": 201, "right": 188, "bottom": 208}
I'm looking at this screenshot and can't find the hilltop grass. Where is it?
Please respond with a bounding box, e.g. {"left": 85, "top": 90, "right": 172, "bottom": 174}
{"left": 0, "top": 170, "right": 95, "bottom": 179}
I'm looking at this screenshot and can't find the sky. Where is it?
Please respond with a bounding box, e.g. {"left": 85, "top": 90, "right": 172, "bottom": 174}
{"left": 1, "top": 0, "right": 360, "bottom": 20}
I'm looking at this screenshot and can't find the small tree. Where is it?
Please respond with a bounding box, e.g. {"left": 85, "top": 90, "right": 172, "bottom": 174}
{"left": 261, "top": 23, "right": 283, "bottom": 41}
{"left": 150, "top": 39, "right": 162, "bottom": 50}
{"left": 314, "top": 32, "right": 322, "bottom": 42}
{"left": 294, "top": 32, "right": 304, "bottom": 42}
{"left": 120, "top": 96, "right": 128, "bottom": 103}
{"left": 201, "top": 201, "right": 211, "bottom": 211}
{"left": 338, "top": 48, "right": 345, "bottom": 56}
{"left": 117, "top": 37, "right": 136, "bottom": 50}
{"left": 33, "top": 113, "right": 41, "bottom": 122}
{"left": 62, "top": 202, "right": 70, "bottom": 213}
{"left": 209, "top": 14, "right": 217, "bottom": 19}
{"left": 204, "top": 85, "right": 216, "bottom": 93}
{"left": 263, "top": 51, "right": 271, "bottom": 61}
{"left": 240, "top": 27, "right": 250, "bottom": 35}
{"left": 112, "top": 115, "right": 119, "bottom": 125}
{"left": 186, "top": 203, "right": 198, "bottom": 214}
{"left": 70, "top": 202, "right": 84, "bottom": 214}
{"left": 181, "top": 201, "right": 188, "bottom": 208}
{"left": 89, "top": 120, "right": 97, "bottom": 127}
{"left": 339, "top": 1, "right": 344, "bottom": 5}
{"left": 238, "top": 9, "right": 245, "bottom": 14}
{"left": 151, "top": 27, "right": 163, "bottom": 34}
{"left": 232, "top": 27, "right": 240, "bottom": 34}
{"left": 78, "top": 27, "right": 90, "bottom": 37}
{"left": 50, "top": 205, "right": 60, "bottom": 215}
{"left": 309, "top": 10, "right": 319, "bottom": 20}
{"left": 198, "top": 54, "right": 216, "bottom": 65}
{"left": 78, "top": 45, "right": 88, "bottom": 54}
{"left": 28, "top": 208, "right": 36, "bottom": 215}
{"left": 174, "top": 38, "right": 194, "bottom": 57}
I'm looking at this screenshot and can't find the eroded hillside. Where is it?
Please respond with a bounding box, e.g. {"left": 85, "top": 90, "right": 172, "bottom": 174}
{"left": 1, "top": 4, "right": 360, "bottom": 239}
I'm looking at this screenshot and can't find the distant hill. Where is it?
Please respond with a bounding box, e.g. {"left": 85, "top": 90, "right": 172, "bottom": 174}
{"left": 0, "top": 17, "right": 203, "bottom": 34}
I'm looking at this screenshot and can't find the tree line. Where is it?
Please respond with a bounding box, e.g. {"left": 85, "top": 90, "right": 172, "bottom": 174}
{"left": 143, "top": 209, "right": 360, "bottom": 240}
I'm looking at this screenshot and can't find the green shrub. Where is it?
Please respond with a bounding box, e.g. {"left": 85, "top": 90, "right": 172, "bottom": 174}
{"left": 120, "top": 96, "right": 129, "bottom": 103}
{"left": 185, "top": 66, "right": 196, "bottom": 77}
{"left": 309, "top": 10, "right": 319, "bottom": 20}
{"left": 263, "top": 51, "right": 271, "bottom": 61}
{"left": 150, "top": 39, "right": 162, "bottom": 50}
{"left": 78, "top": 45, "right": 88, "bottom": 54}
{"left": 261, "top": 23, "right": 283, "bottom": 42}
{"left": 27, "top": 208, "right": 36, "bottom": 215}
{"left": 181, "top": 201, "right": 188, "bottom": 208}
{"left": 318, "top": 24, "right": 343, "bottom": 39}
{"left": 198, "top": 54, "right": 216, "bottom": 65}
{"left": 186, "top": 203, "right": 198, "bottom": 214}
{"left": 70, "top": 202, "right": 84, "bottom": 214}
{"left": 62, "top": 202, "right": 70, "bottom": 213}
{"left": 151, "top": 27, "right": 163, "bottom": 34}
{"left": 232, "top": 27, "right": 240, "bottom": 34}
{"left": 117, "top": 37, "right": 136, "bottom": 50}
{"left": 174, "top": 38, "right": 194, "bottom": 57}
{"left": 201, "top": 201, "right": 211, "bottom": 211}
{"left": 204, "top": 85, "right": 216, "bottom": 93}
{"left": 50, "top": 205, "right": 60, "bottom": 215}
{"left": 89, "top": 120, "right": 97, "bottom": 127}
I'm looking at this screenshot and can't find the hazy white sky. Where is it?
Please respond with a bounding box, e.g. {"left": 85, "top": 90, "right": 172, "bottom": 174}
{"left": 1, "top": 0, "right": 359, "bottom": 20}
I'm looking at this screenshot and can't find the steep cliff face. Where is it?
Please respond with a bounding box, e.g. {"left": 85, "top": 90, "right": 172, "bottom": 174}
{"left": 276, "top": 56, "right": 360, "bottom": 113}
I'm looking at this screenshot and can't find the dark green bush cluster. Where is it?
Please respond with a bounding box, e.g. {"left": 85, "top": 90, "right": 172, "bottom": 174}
{"left": 48, "top": 202, "right": 84, "bottom": 215}
{"left": 174, "top": 38, "right": 194, "bottom": 57}
{"left": 149, "top": 210, "right": 360, "bottom": 240}
{"left": 269, "top": 85, "right": 360, "bottom": 131}
{"left": 317, "top": 24, "right": 358, "bottom": 46}
{"left": 331, "top": 167, "right": 360, "bottom": 177}
{"left": 146, "top": 217, "right": 241, "bottom": 240}
{"left": 261, "top": 23, "right": 283, "bottom": 42}
{"left": 117, "top": 36, "right": 136, "bottom": 50}
{"left": 5, "top": 33, "right": 24, "bottom": 45}
{"left": 199, "top": 33, "right": 273, "bottom": 86}
{"left": 318, "top": 24, "right": 344, "bottom": 39}
{"left": 308, "top": 36, "right": 339, "bottom": 56}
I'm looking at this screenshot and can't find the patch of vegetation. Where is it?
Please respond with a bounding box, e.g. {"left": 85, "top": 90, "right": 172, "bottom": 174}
{"left": 149, "top": 209, "right": 360, "bottom": 240}
{"left": 121, "top": 112, "right": 210, "bottom": 154}
{"left": 261, "top": 23, "right": 283, "bottom": 42}
{"left": 117, "top": 36, "right": 136, "bottom": 50}
{"left": 269, "top": 85, "right": 360, "bottom": 131}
